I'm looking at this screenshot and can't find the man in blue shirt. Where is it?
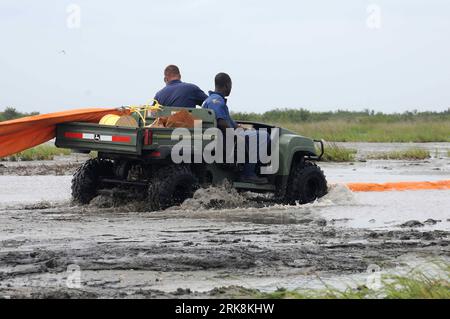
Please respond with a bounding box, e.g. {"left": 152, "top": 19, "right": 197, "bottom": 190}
{"left": 203, "top": 73, "right": 268, "bottom": 184}
{"left": 154, "top": 65, "right": 208, "bottom": 108}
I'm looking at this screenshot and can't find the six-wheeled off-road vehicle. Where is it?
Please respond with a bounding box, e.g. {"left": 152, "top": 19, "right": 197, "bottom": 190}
{"left": 55, "top": 107, "right": 327, "bottom": 210}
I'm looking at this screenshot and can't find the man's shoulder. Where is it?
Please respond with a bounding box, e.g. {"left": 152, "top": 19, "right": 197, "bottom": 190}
{"left": 204, "top": 94, "right": 225, "bottom": 107}
{"left": 181, "top": 82, "right": 203, "bottom": 92}
{"left": 155, "top": 85, "right": 171, "bottom": 97}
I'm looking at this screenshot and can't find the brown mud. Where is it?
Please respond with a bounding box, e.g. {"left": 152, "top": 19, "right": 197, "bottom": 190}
{"left": 0, "top": 185, "right": 448, "bottom": 298}
{"left": 0, "top": 145, "right": 449, "bottom": 298}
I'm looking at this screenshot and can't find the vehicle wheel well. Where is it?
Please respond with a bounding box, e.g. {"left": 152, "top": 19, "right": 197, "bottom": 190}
{"left": 290, "top": 151, "right": 308, "bottom": 170}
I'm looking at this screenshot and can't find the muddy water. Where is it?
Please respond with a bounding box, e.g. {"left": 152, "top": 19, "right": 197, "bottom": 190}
{"left": 0, "top": 143, "right": 449, "bottom": 298}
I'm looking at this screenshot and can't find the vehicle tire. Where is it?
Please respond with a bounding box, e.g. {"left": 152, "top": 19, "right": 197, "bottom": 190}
{"left": 72, "top": 158, "right": 113, "bottom": 204}
{"left": 147, "top": 164, "right": 199, "bottom": 211}
{"left": 284, "top": 160, "right": 327, "bottom": 205}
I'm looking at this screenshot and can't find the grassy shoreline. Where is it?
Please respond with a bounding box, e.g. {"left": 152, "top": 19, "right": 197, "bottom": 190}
{"left": 366, "top": 148, "right": 430, "bottom": 160}
{"left": 0, "top": 144, "right": 444, "bottom": 162}
{"left": 319, "top": 143, "right": 432, "bottom": 162}
{"left": 283, "top": 121, "right": 450, "bottom": 142}
{"left": 2, "top": 108, "right": 450, "bottom": 143}
{"left": 233, "top": 109, "right": 450, "bottom": 142}
{"left": 0, "top": 145, "right": 71, "bottom": 161}
{"left": 215, "top": 265, "right": 450, "bottom": 299}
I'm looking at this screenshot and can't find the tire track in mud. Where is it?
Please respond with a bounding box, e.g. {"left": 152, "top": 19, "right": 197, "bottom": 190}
{"left": 0, "top": 182, "right": 449, "bottom": 298}
{"left": 1, "top": 223, "right": 447, "bottom": 274}
{"left": 1, "top": 200, "right": 448, "bottom": 298}
{"left": 1, "top": 231, "right": 448, "bottom": 298}
{"left": 0, "top": 162, "right": 80, "bottom": 176}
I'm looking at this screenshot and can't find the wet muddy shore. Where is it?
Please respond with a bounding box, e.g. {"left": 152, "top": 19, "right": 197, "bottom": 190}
{"left": 0, "top": 199, "right": 448, "bottom": 299}
{"left": 0, "top": 144, "right": 449, "bottom": 298}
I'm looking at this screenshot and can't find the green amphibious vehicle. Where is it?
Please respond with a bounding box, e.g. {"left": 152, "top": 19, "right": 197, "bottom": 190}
{"left": 55, "top": 106, "right": 327, "bottom": 210}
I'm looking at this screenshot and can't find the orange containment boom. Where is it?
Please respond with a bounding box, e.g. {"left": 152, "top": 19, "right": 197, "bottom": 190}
{"left": 0, "top": 108, "right": 128, "bottom": 158}
{"left": 347, "top": 180, "right": 450, "bottom": 192}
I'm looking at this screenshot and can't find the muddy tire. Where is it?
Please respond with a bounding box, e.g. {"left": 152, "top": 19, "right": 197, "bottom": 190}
{"left": 284, "top": 160, "right": 327, "bottom": 205}
{"left": 72, "top": 158, "right": 113, "bottom": 205}
{"left": 147, "top": 164, "right": 198, "bottom": 211}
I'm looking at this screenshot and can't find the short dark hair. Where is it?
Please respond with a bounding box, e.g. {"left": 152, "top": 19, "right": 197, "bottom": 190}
{"left": 215, "top": 72, "right": 231, "bottom": 89}
{"left": 164, "top": 65, "right": 180, "bottom": 77}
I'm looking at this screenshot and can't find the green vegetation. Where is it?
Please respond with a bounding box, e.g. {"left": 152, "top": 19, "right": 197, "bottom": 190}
{"left": 367, "top": 148, "right": 430, "bottom": 160}
{"left": 238, "top": 266, "right": 450, "bottom": 299}
{"left": 380, "top": 272, "right": 450, "bottom": 299}
{"left": 1, "top": 145, "right": 71, "bottom": 161}
{"left": 318, "top": 145, "right": 430, "bottom": 162}
{"left": 234, "top": 108, "right": 450, "bottom": 142}
{"left": 2, "top": 107, "right": 449, "bottom": 142}
{"left": 233, "top": 108, "right": 450, "bottom": 124}
{"left": 257, "top": 274, "right": 449, "bottom": 299}
{"left": 320, "top": 143, "right": 357, "bottom": 162}
{"left": 2, "top": 108, "right": 448, "bottom": 161}
{"left": 286, "top": 121, "right": 450, "bottom": 142}
{"left": 0, "top": 107, "right": 39, "bottom": 122}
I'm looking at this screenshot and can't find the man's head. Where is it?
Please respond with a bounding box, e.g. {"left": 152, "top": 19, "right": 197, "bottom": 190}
{"left": 164, "top": 65, "right": 181, "bottom": 83}
{"left": 214, "top": 72, "right": 232, "bottom": 97}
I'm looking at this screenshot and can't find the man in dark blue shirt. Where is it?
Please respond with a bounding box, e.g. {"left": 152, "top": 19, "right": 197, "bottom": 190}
{"left": 203, "top": 73, "right": 268, "bottom": 184}
{"left": 154, "top": 65, "right": 208, "bottom": 108}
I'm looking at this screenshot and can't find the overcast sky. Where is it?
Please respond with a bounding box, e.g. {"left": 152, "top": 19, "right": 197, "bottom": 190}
{"left": 1, "top": 0, "right": 449, "bottom": 114}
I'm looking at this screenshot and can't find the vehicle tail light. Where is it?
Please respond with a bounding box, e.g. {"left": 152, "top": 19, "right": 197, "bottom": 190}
{"left": 144, "top": 129, "right": 153, "bottom": 145}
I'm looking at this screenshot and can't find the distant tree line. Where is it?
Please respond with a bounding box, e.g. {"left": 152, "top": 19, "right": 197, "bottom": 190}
{"left": 0, "top": 107, "right": 39, "bottom": 122}
{"left": 232, "top": 108, "right": 450, "bottom": 123}
{"left": 1, "top": 106, "right": 449, "bottom": 124}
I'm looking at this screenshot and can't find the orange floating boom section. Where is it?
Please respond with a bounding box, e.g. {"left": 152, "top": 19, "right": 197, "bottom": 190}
{"left": 0, "top": 108, "right": 128, "bottom": 158}
{"left": 347, "top": 180, "right": 450, "bottom": 192}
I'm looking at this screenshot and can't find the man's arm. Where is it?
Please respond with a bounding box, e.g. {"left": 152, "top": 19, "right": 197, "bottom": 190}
{"left": 217, "top": 118, "right": 230, "bottom": 132}
{"left": 193, "top": 86, "right": 208, "bottom": 106}
{"left": 153, "top": 91, "right": 161, "bottom": 105}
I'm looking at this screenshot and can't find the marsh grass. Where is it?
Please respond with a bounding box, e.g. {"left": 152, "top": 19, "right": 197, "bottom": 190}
{"left": 1, "top": 145, "right": 71, "bottom": 161}
{"left": 285, "top": 121, "right": 450, "bottom": 142}
{"left": 255, "top": 266, "right": 450, "bottom": 299}
{"left": 367, "top": 148, "right": 430, "bottom": 160}
{"left": 234, "top": 109, "right": 450, "bottom": 142}
{"left": 381, "top": 273, "right": 450, "bottom": 299}
{"left": 318, "top": 144, "right": 431, "bottom": 162}
{"left": 320, "top": 143, "right": 357, "bottom": 162}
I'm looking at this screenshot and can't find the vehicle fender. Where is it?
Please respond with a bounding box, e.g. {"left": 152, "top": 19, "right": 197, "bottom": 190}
{"left": 277, "top": 134, "right": 316, "bottom": 176}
